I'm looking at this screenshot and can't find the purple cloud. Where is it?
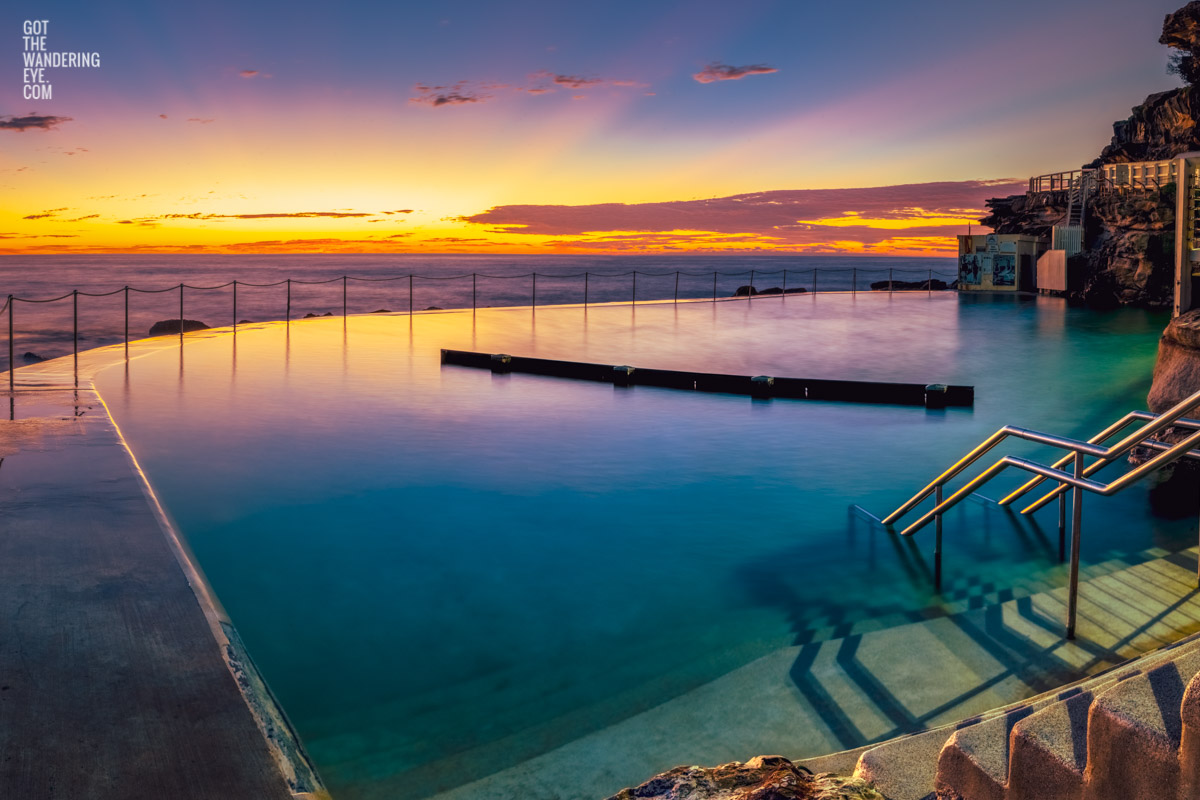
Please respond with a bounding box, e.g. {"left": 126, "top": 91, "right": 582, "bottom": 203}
{"left": 0, "top": 115, "right": 72, "bottom": 132}
{"left": 693, "top": 63, "right": 778, "bottom": 83}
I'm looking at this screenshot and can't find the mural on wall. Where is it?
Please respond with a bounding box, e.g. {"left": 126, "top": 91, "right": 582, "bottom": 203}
{"left": 992, "top": 254, "right": 1015, "bottom": 286}
{"left": 959, "top": 253, "right": 982, "bottom": 285}
{"left": 993, "top": 239, "right": 1016, "bottom": 286}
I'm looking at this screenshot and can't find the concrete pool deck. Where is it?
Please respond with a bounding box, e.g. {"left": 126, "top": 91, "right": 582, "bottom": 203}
{"left": 0, "top": 332, "right": 326, "bottom": 799}
{"left": 3, "top": 307, "right": 1200, "bottom": 800}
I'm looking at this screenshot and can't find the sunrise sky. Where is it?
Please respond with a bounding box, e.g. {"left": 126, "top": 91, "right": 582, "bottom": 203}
{"left": 0, "top": 0, "right": 1184, "bottom": 256}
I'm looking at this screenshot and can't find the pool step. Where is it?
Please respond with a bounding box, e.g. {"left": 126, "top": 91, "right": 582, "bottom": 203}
{"left": 844, "top": 632, "right": 1200, "bottom": 800}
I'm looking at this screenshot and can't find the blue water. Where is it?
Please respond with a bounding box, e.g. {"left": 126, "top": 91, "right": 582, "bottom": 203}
{"left": 0, "top": 253, "right": 953, "bottom": 370}
{"left": 93, "top": 292, "right": 1185, "bottom": 800}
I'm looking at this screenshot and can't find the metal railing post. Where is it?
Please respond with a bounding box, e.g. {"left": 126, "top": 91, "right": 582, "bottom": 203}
{"left": 584, "top": 272, "right": 589, "bottom": 307}
{"left": 934, "top": 484, "right": 944, "bottom": 590}
{"left": 1066, "top": 452, "right": 1084, "bottom": 639}
{"left": 1057, "top": 492, "right": 1067, "bottom": 562}
{"left": 343, "top": 275, "right": 347, "bottom": 317}
{"left": 928, "top": 268, "right": 933, "bottom": 294}
{"left": 409, "top": 275, "right": 413, "bottom": 315}
{"left": 532, "top": 273, "right": 537, "bottom": 308}
{"left": 674, "top": 271, "right": 679, "bottom": 304}
{"left": 124, "top": 286, "right": 129, "bottom": 354}
{"left": 889, "top": 267, "right": 894, "bottom": 294}
{"left": 472, "top": 273, "right": 476, "bottom": 312}
{"left": 749, "top": 269, "right": 755, "bottom": 302}
{"left": 632, "top": 272, "right": 637, "bottom": 305}
{"left": 178, "top": 284, "right": 183, "bottom": 339}
{"left": 73, "top": 289, "right": 79, "bottom": 357}
{"left": 7, "top": 296, "right": 12, "bottom": 393}
{"left": 712, "top": 271, "right": 717, "bottom": 302}
{"left": 233, "top": 280, "right": 238, "bottom": 329}
{"left": 782, "top": 269, "right": 787, "bottom": 299}
{"left": 286, "top": 279, "right": 291, "bottom": 323}
{"left": 852, "top": 267, "right": 857, "bottom": 293}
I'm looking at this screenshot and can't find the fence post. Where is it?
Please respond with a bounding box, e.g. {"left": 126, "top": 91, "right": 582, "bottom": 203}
{"left": 472, "top": 273, "right": 477, "bottom": 312}
{"left": 712, "top": 271, "right": 717, "bottom": 302}
{"left": 584, "top": 272, "right": 589, "bottom": 307}
{"left": 409, "top": 275, "right": 413, "bottom": 316}
{"left": 286, "top": 279, "right": 291, "bottom": 323}
{"left": 532, "top": 273, "right": 537, "bottom": 308}
{"left": 928, "top": 268, "right": 933, "bottom": 295}
{"left": 73, "top": 290, "right": 79, "bottom": 359}
{"left": 631, "top": 272, "right": 636, "bottom": 306}
{"left": 889, "top": 267, "right": 894, "bottom": 294}
{"left": 1066, "top": 453, "right": 1084, "bottom": 639}
{"left": 124, "top": 286, "right": 129, "bottom": 354}
{"left": 813, "top": 268, "right": 818, "bottom": 294}
{"left": 748, "top": 269, "right": 755, "bottom": 302}
{"left": 782, "top": 269, "right": 787, "bottom": 299}
{"left": 935, "top": 484, "right": 943, "bottom": 591}
{"left": 852, "top": 268, "right": 857, "bottom": 293}
{"left": 343, "top": 275, "right": 348, "bottom": 318}
{"left": 674, "top": 271, "right": 679, "bottom": 304}
{"left": 7, "top": 296, "right": 12, "bottom": 393}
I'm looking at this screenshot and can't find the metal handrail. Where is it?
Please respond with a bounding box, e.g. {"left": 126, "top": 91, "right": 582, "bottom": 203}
{"left": 1004, "top": 412, "right": 1200, "bottom": 514}
{"left": 875, "top": 386, "right": 1200, "bottom": 638}
{"left": 883, "top": 388, "right": 1200, "bottom": 527}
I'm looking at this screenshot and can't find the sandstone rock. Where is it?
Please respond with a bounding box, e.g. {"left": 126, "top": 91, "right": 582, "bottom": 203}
{"left": 1148, "top": 309, "right": 1200, "bottom": 413}
{"left": 605, "top": 756, "right": 883, "bottom": 800}
{"left": 148, "top": 318, "right": 210, "bottom": 336}
{"left": 1163, "top": 2, "right": 1200, "bottom": 84}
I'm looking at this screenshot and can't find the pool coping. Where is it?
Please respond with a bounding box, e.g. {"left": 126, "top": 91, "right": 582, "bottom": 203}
{"left": 3, "top": 324, "right": 331, "bottom": 800}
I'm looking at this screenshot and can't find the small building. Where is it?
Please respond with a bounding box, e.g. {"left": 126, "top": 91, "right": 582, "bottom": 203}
{"left": 957, "top": 233, "right": 1045, "bottom": 292}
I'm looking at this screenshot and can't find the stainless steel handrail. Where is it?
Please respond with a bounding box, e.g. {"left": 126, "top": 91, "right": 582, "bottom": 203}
{"left": 883, "top": 389, "right": 1200, "bottom": 527}
{"left": 875, "top": 386, "right": 1200, "bottom": 639}
{"left": 1005, "top": 412, "right": 1200, "bottom": 514}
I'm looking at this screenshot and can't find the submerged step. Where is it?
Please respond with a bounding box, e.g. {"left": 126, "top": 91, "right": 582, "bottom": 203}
{"left": 440, "top": 349, "right": 975, "bottom": 407}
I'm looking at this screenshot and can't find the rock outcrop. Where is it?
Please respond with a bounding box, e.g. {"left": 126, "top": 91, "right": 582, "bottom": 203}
{"left": 148, "top": 318, "right": 210, "bottom": 336}
{"left": 1148, "top": 309, "right": 1200, "bottom": 413}
{"left": 605, "top": 756, "right": 883, "bottom": 800}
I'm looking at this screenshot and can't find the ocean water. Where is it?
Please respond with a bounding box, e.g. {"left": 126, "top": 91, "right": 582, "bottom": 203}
{"left": 0, "top": 254, "right": 954, "bottom": 371}
{"left": 92, "top": 292, "right": 1187, "bottom": 800}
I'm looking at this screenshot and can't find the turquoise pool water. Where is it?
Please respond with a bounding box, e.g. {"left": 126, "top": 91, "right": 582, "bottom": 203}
{"left": 95, "top": 293, "right": 1188, "bottom": 799}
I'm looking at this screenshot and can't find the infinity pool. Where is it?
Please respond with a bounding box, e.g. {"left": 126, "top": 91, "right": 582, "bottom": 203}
{"left": 95, "top": 293, "right": 1188, "bottom": 800}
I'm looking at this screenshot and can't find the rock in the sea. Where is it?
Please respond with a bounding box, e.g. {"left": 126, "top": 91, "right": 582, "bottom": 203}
{"left": 238, "top": 319, "right": 254, "bottom": 324}
{"left": 869, "top": 279, "right": 948, "bottom": 291}
{"left": 148, "top": 319, "right": 210, "bottom": 336}
{"left": 605, "top": 756, "right": 883, "bottom": 800}
{"left": 371, "top": 308, "right": 391, "bottom": 313}
{"left": 733, "top": 285, "right": 757, "bottom": 297}
{"left": 753, "top": 287, "right": 809, "bottom": 295}
{"left": 303, "top": 312, "right": 319, "bottom": 318}
{"left": 21, "top": 352, "right": 46, "bottom": 363}
{"left": 424, "top": 306, "right": 443, "bottom": 310}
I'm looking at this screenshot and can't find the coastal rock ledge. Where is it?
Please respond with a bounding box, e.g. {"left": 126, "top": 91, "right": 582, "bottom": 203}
{"left": 604, "top": 755, "right": 882, "bottom": 800}
{"left": 1149, "top": 308, "right": 1200, "bottom": 412}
